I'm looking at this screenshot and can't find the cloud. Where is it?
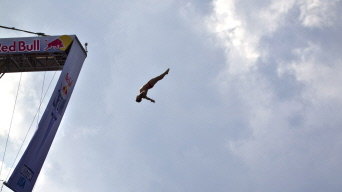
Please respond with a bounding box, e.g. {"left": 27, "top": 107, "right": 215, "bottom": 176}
{"left": 283, "top": 42, "right": 342, "bottom": 101}
{"left": 2, "top": 0, "right": 342, "bottom": 191}
{"left": 208, "top": 0, "right": 342, "bottom": 191}
{"left": 208, "top": 0, "right": 260, "bottom": 75}
{"left": 299, "top": 0, "right": 339, "bottom": 28}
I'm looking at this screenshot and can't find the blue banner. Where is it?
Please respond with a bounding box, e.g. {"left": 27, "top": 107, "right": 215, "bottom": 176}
{"left": 4, "top": 36, "right": 86, "bottom": 192}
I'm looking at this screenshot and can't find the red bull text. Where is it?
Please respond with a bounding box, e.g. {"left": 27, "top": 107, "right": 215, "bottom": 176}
{"left": 0, "top": 40, "right": 40, "bottom": 53}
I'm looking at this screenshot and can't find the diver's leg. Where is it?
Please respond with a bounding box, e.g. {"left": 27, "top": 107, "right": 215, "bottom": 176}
{"left": 148, "top": 68, "right": 169, "bottom": 87}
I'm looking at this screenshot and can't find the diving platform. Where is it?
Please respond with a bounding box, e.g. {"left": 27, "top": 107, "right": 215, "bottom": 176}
{"left": 0, "top": 52, "right": 67, "bottom": 75}
{"left": 1, "top": 34, "right": 87, "bottom": 192}
{"left": 0, "top": 35, "right": 85, "bottom": 78}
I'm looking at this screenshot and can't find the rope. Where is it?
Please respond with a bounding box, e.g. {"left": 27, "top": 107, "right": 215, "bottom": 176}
{"left": 0, "top": 73, "right": 22, "bottom": 190}
{"left": 37, "top": 72, "right": 46, "bottom": 127}
{"left": 0, "top": 25, "right": 48, "bottom": 36}
{"left": 5, "top": 71, "right": 58, "bottom": 182}
{"left": 0, "top": 181, "right": 3, "bottom": 192}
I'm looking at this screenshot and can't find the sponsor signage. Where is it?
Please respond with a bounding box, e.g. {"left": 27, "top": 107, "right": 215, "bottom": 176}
{"left": 0, "top": 35, "right": 74, "bottom": 54}
{"left": 4, "top": 36, "right": 86, "bottom": 192}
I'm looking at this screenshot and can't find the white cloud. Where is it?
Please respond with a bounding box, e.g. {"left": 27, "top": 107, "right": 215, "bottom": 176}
{"left": 209, "top": 0, "right": 342, "bottom": 190}
{"left": 2, "top": 0, "right": 342, "bottom": 191}
{"left": 286, "top": 42, "right": 342, "bottom": 101}
{"left": 299, "top": 0, "right": 339, "bottom": 28}
{"left": 259, "top": 0, "right": 296, "bottom": 33}
{"left": 0, "top": 161, "right": 13, "bottom": 186}
{"left": 208, "top": 0, "right": 260, "bottom": 75}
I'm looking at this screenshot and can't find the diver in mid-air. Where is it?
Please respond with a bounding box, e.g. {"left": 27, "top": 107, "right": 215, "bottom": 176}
{"left": 136, "top": 68, "right": 170, "bottom": 103}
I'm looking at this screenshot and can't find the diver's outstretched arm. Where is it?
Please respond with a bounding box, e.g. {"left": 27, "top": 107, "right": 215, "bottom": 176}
{"left": 144, "top": 96, "right": 155, "bottom": 103}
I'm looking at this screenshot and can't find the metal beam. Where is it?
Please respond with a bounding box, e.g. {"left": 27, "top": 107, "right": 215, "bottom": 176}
{"left": 10, "top": 56, "right": 21, "bottom": 70}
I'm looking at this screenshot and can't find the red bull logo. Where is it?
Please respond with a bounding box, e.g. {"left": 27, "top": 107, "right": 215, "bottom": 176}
{"left": 61, "top": 73, "right": 73, "bottom": 97}
{"left": 45, "top": 39, "right": 64, "bottom": 51}
{"left": 45, "top": 35, "right": 73, "bottom": 52}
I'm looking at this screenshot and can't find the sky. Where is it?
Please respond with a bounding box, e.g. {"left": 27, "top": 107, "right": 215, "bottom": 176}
{"left": 1, "top": 0, "right": 342, "bottom": 191}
